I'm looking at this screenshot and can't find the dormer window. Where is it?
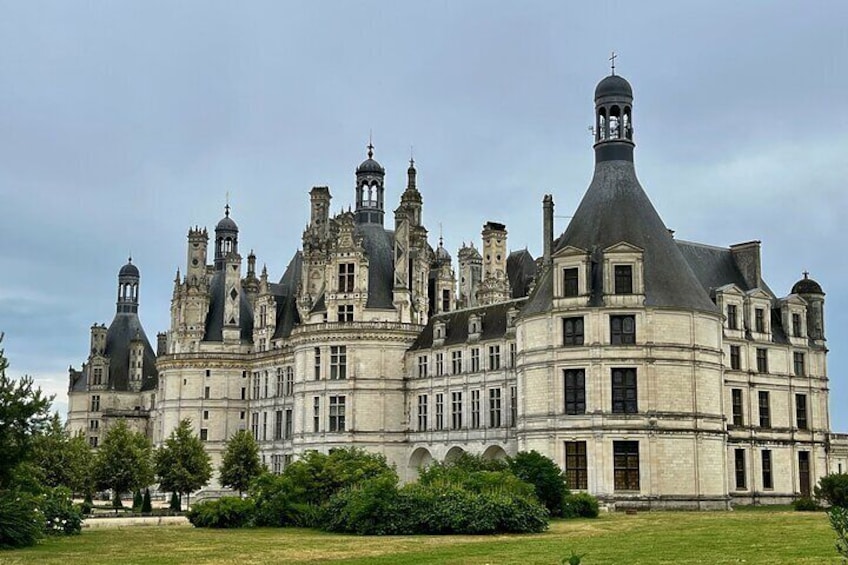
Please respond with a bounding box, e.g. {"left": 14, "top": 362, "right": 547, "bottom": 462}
{"left": 727, "top": 304, "right": 738, "bottom": 330}
{"left": 563, "top": 268, "right": 579, "bottom": 297}
{"left": 338, "top": 263, "right": 355, "bottom": 293}
{"left": 792, "top": 313, "right": 802, "bottom": 337}
{"left": 614, "top": 265, "right": 633, "bottom": 295}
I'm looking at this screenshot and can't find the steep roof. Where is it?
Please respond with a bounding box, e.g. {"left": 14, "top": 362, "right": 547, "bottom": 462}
{"left": 356, "top": 224, "right": 396, "bottom": 309}
{"left": 203, "top": 270, "right": 255, "bottom": 342}
{"left": 410, "top": 299, "right": 525, "bottom": 351}
{"left": 507, "top": 249, "right": 537, "bottom": 299}
{"left": 104, "top": 313, "right": 158, "bottom": 391}
{"left": 271, "top": 252, "right": 303, "bottom": 339}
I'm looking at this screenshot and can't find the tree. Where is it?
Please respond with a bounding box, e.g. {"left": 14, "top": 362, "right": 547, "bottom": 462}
{"left": 31, "top": 413, "right": 94, "bottom": 495}
{"left": 816, "top": 473, "right": 848, "bottom": 508}
{"left": 154, "top": 419, "right": 211, "bottom": 509}
{"left": 141, "top": 488, "right": 152, "bottom": 513}
{"left": 0, "top": 333, "right": 53, "bottom": 490}
{"left": 508, "top": 450, "right": 569, "bottom": 517}
{"left": 219, "top": 429, "right": 262, "bottom": 495}
{"left": 93, "top": 420, "right": 154, "bottom": 502}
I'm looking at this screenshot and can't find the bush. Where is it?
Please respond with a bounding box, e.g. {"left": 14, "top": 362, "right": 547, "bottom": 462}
{"left": 792, "top": 497, "right": 820, "bottom": 512}
{"left": 40, "top": 487, "right": 83, "bottom": 536}
{"left": 0, "top": 490, "right": 42, "bottom": 548}
{"left": 169, "top": 492, "right": 181, "bottom": 512}
{"left": 508, "top": 451, "right": 569, "bottom": 517}
{"left": 322, "top": 475, "right": 404, "bottom": 535}
{"left": 816, "top": 473, "right": 848, "bottom": 508}
{"left": 141, "top": 488, "right": 152, "bottom": 514}
{"left": 187, "top": 497, "right": 254, "bottom": 528}
{"left": 829, "top": 506, "right": 848, "bottom": 559}
{"left": 250, "top": 473, "right": 312, "bottom": 527}
{"left": 132, "top": 490, "right": 143, "bottom": 512}
{"left": 563, "top": 492, "right": 600, "bottom": 518}
{"left": 79, "top": 493, "right": 93, "bottom": 515}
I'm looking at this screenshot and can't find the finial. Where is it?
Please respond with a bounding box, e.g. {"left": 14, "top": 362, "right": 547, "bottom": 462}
{"left": 439, "top": 222, "right": 443, "bottom": 247}
{"left": 803, "top": 270, "right": 810, "bottom": 279}
{"left": 410, "top": 145, "right": 415, "bottom": 167}
{"left": 609, "top": 51, "right": 617, "bottom": 75}
{"left": 128, "top": 254, "right": 132, "bottom": 264}
{"left": 367, "top": 130, "right": 374, "bottom": 159}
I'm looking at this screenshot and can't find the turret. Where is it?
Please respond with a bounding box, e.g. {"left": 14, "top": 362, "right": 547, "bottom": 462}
{"left": 792, "top": 272, "right": 826, "bottom": 341}
{"left": 310, "top": 186, "right": 331, "bottom": 234}
{"left": 117, "top": 258, "right": 140, "bottom": 314}
{"left": 90, "top": 323, "right": 107, "bottom": 356}
{"left": 186, "top": 227, "right": 209, "bottom": 286}
{"left": 355, "top": 142, "right": 385, "bottom": 226}
{"left": 214, "top": 204, "right": 239, "bottom": 270}
{"left": 477, "top": 222, "right": 510, "bottom": 305}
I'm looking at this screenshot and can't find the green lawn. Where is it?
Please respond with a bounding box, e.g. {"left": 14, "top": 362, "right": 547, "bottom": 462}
{"left": 1, "top": 509, "right": 841, "bottom": 565}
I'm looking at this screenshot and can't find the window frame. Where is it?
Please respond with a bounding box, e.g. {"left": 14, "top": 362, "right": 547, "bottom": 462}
{"left": 614, "top": 264, "right": 633, "bottom": 295}
{"left": 613, "top": 441, "right": 640, "bottom": 491}
{"left": 564, "top": 369, "right": 586, "bottom": 415}
{"left": 565, "top": 441, "right": 588, "bottom": 490}
{"left": 611, "top": 368, "right": 638, "bottom": 414}
{"left": 610, "top": 315, "right": 636, "bottom": 345}
{"left": 563, "top": 316, "right": 585, "bottom": 346}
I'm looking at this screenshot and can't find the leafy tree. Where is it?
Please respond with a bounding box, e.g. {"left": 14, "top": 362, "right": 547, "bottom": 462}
{"left": 219, "top": 430, "right": 262, "bottom": 495}
{"left": 508, "top": 450, "right": 569, "bottom": 517}
{"left": 154, "top": 419, "right": 212, "bottom": 509}
{"left": 31, "top": 413, "right": 94, "bottom": 495}
{"left": 0, "top": 333, "right": 53, "bottom": 490}
{"left": 816, "top": 473, "right": 848, "bottom": 508}
{"left": 93, "top": 420, "right": 154, "bottom": 501}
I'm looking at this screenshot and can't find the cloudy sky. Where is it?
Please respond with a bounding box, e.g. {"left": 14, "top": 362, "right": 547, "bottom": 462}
{"left": 1, "top": 2, "right": 846, "bottom": 429}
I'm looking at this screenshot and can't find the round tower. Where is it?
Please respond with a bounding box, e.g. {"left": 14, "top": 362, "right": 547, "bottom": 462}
{"left": 214, "top": 204, "right": 239, "bottom": 270}
{"left": 792, "top": 272, "right": 826, "bottom": 340}
{"left": 355, "top": 142, "right": 386, "bottom": 225}
{"left": 593, "top": 71, "right": 634, "bottom": 163}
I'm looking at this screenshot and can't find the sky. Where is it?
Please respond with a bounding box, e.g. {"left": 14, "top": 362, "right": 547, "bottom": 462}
{"left": 0, "top": 2, "right": 846, "bottom": 429}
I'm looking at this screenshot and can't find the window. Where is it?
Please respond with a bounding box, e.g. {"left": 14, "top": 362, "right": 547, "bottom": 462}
{"left": 563, "top": 317, "right": 585, "bottom": 346}
{"left": 264, "top": 372, "right": 269, "bottom": 397}
{"left": 799, "top": 452, "right": 811, "bottom": 497}
{"left": 470, "top": 348, "right": 480, "bottom": 372}
{"left": 251, "top": 413, "right": 259, "bottom": 438}
{"left": 442, "top": 289, "right": 451, "bottom": 312}
{"left": 489, "top": 388, "right": 502, "bottom": 427}
{"left": 734, "top": 449, "right": 746, "bottom": 489}
{"left": 313, "top": 397, "right": 320, "bottom": 433}
{"left": 241, "top": 387, "right": 246, "bottom": 400}
{"left": 471, "top": 390, "right": 481, "bottom": 428}
{"left": 732, "top": 388, "right": 744, "bottom": 426}
{"left": 564, "top": 369, "right": 586, "bottom": 415}
{"left": 417, "top": 355, "right": 428, "bottom": 378}
{"left": 274, "top": 410, "right": 283, "bottom": 440}
{"left": 272, "top": 455, "right": 282, "bottom": 475}
{"left": 259, "top": 305, "right": 267, "bottom": 329}
{"left": 200, "top": 428, "right": 208, "bottom": 441}
{"left": 338, "top": 263, "right": 355, "bottom": 293}
{"left": 314, "top": 348, "right": 321, "bottom": 380}
{"left": 435, "top": 353, "right": 444, "bottom": 376}
{"left": 488, "top": 345, "right": 501, "bottom": 371}
{"left": 756, "top": 348, "right": 768, "bottom": 373}
{"left": 727, "top": 304, "right": 738, "bottom": 330}
{"left": 612, "top": 368, "right": 637, "bottom": 414}
{"left": 793, "top": 352, "right": 805, "bottom": 376}
{"left": 330, "top": 346, "right": 347, "bottom": 380}
{"left": 563, "top": 267, "right": 579, "bottom": 297}
{"left": 262, "top": 412, "right": 267, "bottom": 441}
{"left": 285, "top": 367, "right": 294, "bottom": 396}
{"left": 240, "top": 411, "right": 245, "bottom": 420}
{"left": 89, "top": 436, "right": 98, "bottom": 448}
{"left": 451, "top": 392, "right": 463, "bottom": 429}
{"left": 203, "top": 410, "right": 209, "bottom": 420}
{"left": 276, "top": 368, "right": 284, "bottom": 397}
{"left": 730, "top": 345, "right": 741, "bottom": 370}
{"left": 435, "top": 393, "right": 444, "bottom": 430}
{"left": 337, "top": 304, "right": 354, "bottom": 322}
{"left": 90, "top": 395, "right": 101, "bottom": 412}
{"left": 451, "top": 351, "right": 463, "bottom": 375}
{"left": 510, "top": 385, "right": 517, "bottom": 427}
{"left": 329, "top": 396, "right": 346, "bottom": 432}
{"left": 613, "top": 441, "right": 640, "bottom": 491}
{"left": 565, "top": 441, "right": 588, "bottom": 490}
{"left": 509, "top": 343, "right": 516, "bottom": 368}
{"left": 285, "top": 409, "right": 293, "bottom": 439}
{"left": 758, "top": 391, "right": 770, "bottom": 428}
{"left": 252, "top": 373, "right": 260, "bottom": 398}
{"left": 614, "top": 265, "right": 633, "bottom": 295}
{"left": 755, "top": 308, "right": 765, "bottom": 333}
{"left": 204, "top": 386, "right": 211, "bottom": 400}
{"left": 93, "top": 367, "right": 103, "bottom": 385}
{"left": 610, "top": 315, "right": 636, "bottom": 345}
{"left": 762, "top": 450, "right": 773, "bottom": 489}
{"left": 796, "top": 394, "right": 808, "bottom": 430}
{"left": 89, "top": 419, "right": 99, "bottom": 430}
{"left": 792, "top": 313, "right": 802, "bottom": 337}
{"left": 417, "top": 395, "right": 428, "bottom": 431}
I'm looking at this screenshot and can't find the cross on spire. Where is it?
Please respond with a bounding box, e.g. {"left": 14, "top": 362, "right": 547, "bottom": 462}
{"left": 803, "top": 270, "right": 810, "bottom": 279}
{"left": 225, "top": 191, "right": 230, "bottom": 217}
{"left": 367, "top": 130, "right": 374, "bottom": 159}
{"left": 609, "top": 51, "right": 617, "bottom": 75}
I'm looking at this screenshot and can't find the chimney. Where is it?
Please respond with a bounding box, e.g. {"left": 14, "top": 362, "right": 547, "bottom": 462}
{"left": 543, "top": 194, "right": 554, "bottom": 267}
{"left": 156, "top": 332, "right": 168, "bottom": 357}
{"left": 730, "top": 241, "right": 762, "bottom": 290}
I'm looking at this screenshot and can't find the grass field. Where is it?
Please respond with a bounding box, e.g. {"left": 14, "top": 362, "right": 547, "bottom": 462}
{"left": 0, "top": 508, "right": 841, "bottom": 565}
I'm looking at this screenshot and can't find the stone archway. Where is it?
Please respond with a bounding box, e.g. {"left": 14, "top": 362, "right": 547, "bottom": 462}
{"left": 482, "top": 445, "right": 508, "bottom": 461}
{"left": 444, "top": 446, "right": 466, "bottom": 464}
{"left": 408, "top": 447, "right": 434, "bottom": 482}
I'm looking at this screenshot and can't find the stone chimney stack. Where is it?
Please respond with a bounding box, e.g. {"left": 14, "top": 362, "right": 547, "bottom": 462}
{"left": 543, "top": 194, "right": 554, "bottom": 267}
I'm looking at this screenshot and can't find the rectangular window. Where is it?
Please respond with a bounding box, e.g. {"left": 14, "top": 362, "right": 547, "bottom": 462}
{"left": 564, "top": 369, "right": 586, "bottom": 415}
{"left": 451, "top": 351, "right": 463, "bottom": 375}
{"left": 792, "top": 313, "right": 802, "bottom": 337}
{"left": 613, "top": 441, "right": 640, "bottom": 491}
{"left": 89, "top": 436, "right": 98, "bottom": 448}
{"left": 89, "top": 419, "right": 99, "bottom": 430}
{"left": 276, "top": 368, "right": 284, "bottom": 397}
{"left": 252, "top": 373, "right": 260, "bottom": 398}
{"left": 610, "top": 315, "right": 636, "bottom": 345}
{"left": 727, "top": 304, "right": 738, "bottom": 330}
{"left": 93, "top": 367, "right": 103, "bottom": 385}
{"left": 203, "top": 410, "right": 209, "bottom": 420}
{"left": 509, "top": 342, "right": 517, "bottom": 368}
{"left": 285, "top": 368, "right": 294, "bottom": 396}
{"left": 285, "top": 409, "right": 293, "bottom": 440}
{"left": 314, "top": 347, "right": 321, "bottom": 380}
{"left": 612, "top": 368, "right": 637, "bottom": 414}
{"left": 796, "top": 394, "right": 808, "bottom": 430}
{"left": 330, "top": 346, "right": 347, "bottom": 380}
{"left": 200, "top": 428, "right": 208, "bottom": 441}
{"left": 489, "top": 388, "right": 502, "bottom": 427}
{"left": 338, "top": 263, "right": 355, "bottom": 293}
{"left": 435, "top": 393, "right": 444, "bottom": 430}
{"left": 264, "top": 372, "right": 269, "bottom": 398}
{"left": 417, "top": 355, "right": 428, "bottom": 378}
{"left": 313, "top": 397, "right": 320, "bottom": 433}
{"left": 240, "top": 411, "right": 245, "bottom": 420}
{"left": 563, "top": 267, "right": 579, "bottom": 297}
{"left": 337, "top": 304, "right": 354, "bottom": 322}
{"left": 471, "top": 390, "right": 481, "bottom": 429}
{"left": 732, "top": 388, "right": 744, "bottom": 426}
{"left": 730, "top": 345, "right": 741, "bottom": 370}
{"left": 470, "top": 348, "right": 480, "bottom": 372}
{"left": 329, "top": 396, "right": 346, "bottom": 432}
{"left": 417, "top": 394, "right": 428, "bottom": 431}
{"left": 755, "top": 308, "right": 765, "bottom": 333}
{"left": 734, "top": 448, "right": 746, "bottom": 489}
{"left": 799, "top": 452, "right": 811, "bottom": 497}
{"left": 614, "top": 265, "right": 633, "bottom": 295}
{"left": 442, "top": 289, "right": 451, "bottom": 312}
{"left": 251, "top": 413, "right": 259, "bottom": 438}
{"left": 565, "top": 441, "right": 588, "bottom": 490}
{"left": 510, "top": 385, "right": 517, "bottom": 427}
{"left": 436, "top": 353, "right": 444, "bottom": 376}
{"left": 241, "top": 387, "right": 246, "bottom": 400}
{"left": 756, "top": 348, "right": 768, "bottom": 373}
{"left": 762, "top": 450, "right": 773, "bottom": 489}
{"left": 204, "top": 386, "right": 211, "bottom": 400}
{"left": 488, "top": 345, "right": 501, "bottom": 371}
{"left": 758, "top": 391, "right": 770, "bottom": 428}
{"left": 262, "top": 412, "right": 268, "bottom": 441}
{"left": 91, "top": 395, "right": 101, "bottom": 412}
{"left": 563, "top": 317, "right": 585, "bottom": 346}
{"left": 793, "top": 352, "right": 805, "bottom": 376}
{"left": 274, "top": 410, "right": 283, "bottom": 440}
{"left": 451, "top": 391, "right": 463, "bottom": 430}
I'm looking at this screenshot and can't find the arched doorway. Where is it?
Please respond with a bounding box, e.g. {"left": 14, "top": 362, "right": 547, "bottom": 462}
{"left": 444, "top": 446, "right": 466, "bottom": 464}
{"left": 482, "top": 445, "right": 508, "bottom": 461}
{"left": 408, "top": 447, "right": 433, "bottom": 482}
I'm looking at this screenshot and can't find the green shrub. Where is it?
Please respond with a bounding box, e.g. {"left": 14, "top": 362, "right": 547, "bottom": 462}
{"left": 132, "top": 490, "right": 143, "bottom": 512}
{"left": 816, "top": 473, "right": 848, "bottom": 508}
{"left": 79, "top": 493, "right": 93, "bottom": 515}
{"left": 508, "top": 451, "right": 569, "bottom": 517}
{"left": 40, "top": 487, "right": 83, "bottom": 536}
{"left": 250, "top": 473, "right": 311, "bottom": 527}
{"left": 0, "top": 490, "right": 42, "bottom": 548}
{"left": 322, "top": 475, "right": 405, "bottom": 535}
{"left": 186, "top": 497, "right": 254, "bottom": 528}
{"left": 829, "top": 505, "right": 848, "bottom": 559}
{"left": 141, "top": 488, "right": 152, "bottom": 513}
{"left": 563, "top": 492, "right": 600, "bottom": 518}
{"left": 792, "top": 497, "right": 820, "bottom": 512}
{"left": 169, "top": 492, "right": 181, "bottom": 512}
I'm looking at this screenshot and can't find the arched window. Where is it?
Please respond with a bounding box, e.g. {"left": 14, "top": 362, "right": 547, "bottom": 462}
{"left": 609, "top": 106, "right": 621, "bottom": 139}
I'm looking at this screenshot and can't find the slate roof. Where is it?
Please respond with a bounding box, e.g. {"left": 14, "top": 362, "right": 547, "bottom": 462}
{"left": 507, "top": 249, "right": 537, "bottom": 299}
{"left": 410, "top": 299, "right": 526, "bottom": 351}
{"left": 675, "top": 240, "right": 751, "bottom": 293}
{"left": 271, "top": 252, "right": 303, "bottom": 339}
{"left": 356, "top": 224, "right": 396, "bottom": 309}
{"left": 204, "top": 270, "right": 255, "bottom": 342}
{"left": 104, "top": 313, "right": 158, "bottom": 391}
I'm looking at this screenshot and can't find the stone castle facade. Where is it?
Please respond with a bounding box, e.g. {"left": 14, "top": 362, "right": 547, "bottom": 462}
{"left": 68, "top": 72, "right": 848, "bottom": 508}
